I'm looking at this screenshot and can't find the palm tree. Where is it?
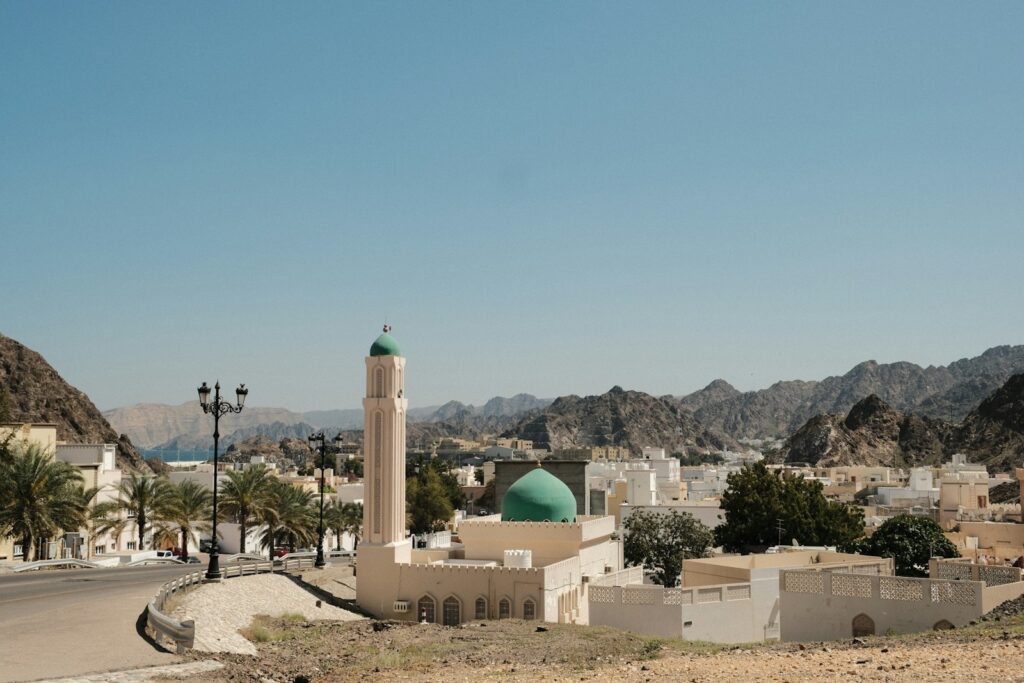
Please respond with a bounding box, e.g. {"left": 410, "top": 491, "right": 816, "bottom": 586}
{"left": 0, "top": 443, "right": 87, "bottom": 561}
{"left": 94, "top": 474, "right": 173, "bottom": 551}
{"left": 257, "top": 479, "right": 288, "bottom": 561}
{"left": 219, "top": 465, "right": 274, "bottom": 554}
{"left": 342, "top": 502, "right": 363, "bottom": 551}
{"left": 276, "top": 485, "right": 317, "bottom": 553}
{"left": 323, "top": 500, "right": 346, "bottom": 552}
{"left": 160, "top": 480, "right": 213, "bottom": 559}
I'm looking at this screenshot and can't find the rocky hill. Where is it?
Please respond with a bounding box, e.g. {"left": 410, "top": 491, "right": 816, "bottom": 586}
{"left": 504, "top": 386, "right": 737, "bottom": 455}
{"left": 0, "top": 333, "right": 149, "bottom": 471}
{"left": 681, "top": 345, "right": 1024, "bottom": 439}
{"left": 774, "top": 374, "right": 1024, "bottom": 471}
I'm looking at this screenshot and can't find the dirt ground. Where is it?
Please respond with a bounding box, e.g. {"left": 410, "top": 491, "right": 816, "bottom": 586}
{"left": 181, "top": 612, "right": 1024, "bottom": 683}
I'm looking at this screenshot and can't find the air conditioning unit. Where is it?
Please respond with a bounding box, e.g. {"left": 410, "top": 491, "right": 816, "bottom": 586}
{"left": 393, "top": 600, "right": 410, "bottom": 613}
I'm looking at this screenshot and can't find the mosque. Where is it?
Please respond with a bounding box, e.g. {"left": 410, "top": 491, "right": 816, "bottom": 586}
{"left": 356, "top": 328, "right": 623, "bottom": 625}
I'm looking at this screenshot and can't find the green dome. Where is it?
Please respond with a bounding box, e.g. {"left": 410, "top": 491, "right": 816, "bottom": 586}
{"left": 370, "top": 332, "right": 401, "bottom": 357}
{"left": 501, "top": 468, "right": 577, "bottom": 523}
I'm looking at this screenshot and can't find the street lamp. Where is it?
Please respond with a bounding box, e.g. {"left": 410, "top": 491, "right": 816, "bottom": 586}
{"left": 308, "top": 431, "right": 344, "bottom": 568}
{"left": 197, "top": 380, "right": 248, "bottom": 581}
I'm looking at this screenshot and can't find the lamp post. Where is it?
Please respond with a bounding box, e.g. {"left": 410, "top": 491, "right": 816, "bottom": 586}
{"left": 308, "top": 431, "right": 344, "bottom": 568}
{"left": 197, "top": 380, "right": 248, "bottom": 581}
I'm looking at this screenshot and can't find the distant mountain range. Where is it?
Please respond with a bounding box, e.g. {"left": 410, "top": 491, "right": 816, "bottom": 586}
{"left": 679, "top": 345, "right": 1024, "bottom": 440}
{"left": 105, "top": 394, "right": 553, "bottom": 451}
{"left": 773, "top": 373, "right": 1024, "bottom": 472}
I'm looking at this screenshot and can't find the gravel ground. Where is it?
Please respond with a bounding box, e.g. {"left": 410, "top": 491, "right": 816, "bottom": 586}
{"left": 182, "top": 615, "right": 1024, "bottom": 683}
{"left": 171, "top": 573, "right": 363, "bottom": 655}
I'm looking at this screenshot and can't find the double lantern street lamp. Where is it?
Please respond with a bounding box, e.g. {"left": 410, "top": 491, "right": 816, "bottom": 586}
{"left": 197, "top": 381, "right": 248, "bottom": 581}
{"left": 308, "top": 431, "right": 344, "bottom": 568}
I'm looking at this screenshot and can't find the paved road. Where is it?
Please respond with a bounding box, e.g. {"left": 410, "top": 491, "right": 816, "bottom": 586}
{"left": 0, "top": 564, "right": 197, "bottom": 682}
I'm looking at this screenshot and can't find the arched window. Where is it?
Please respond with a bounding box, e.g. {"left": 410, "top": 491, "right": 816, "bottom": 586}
{"left": 374, "top": 367, "right": 384, "bottom": 397}
{"left": 443, "top": 596, "right": 461, "bottom": 626}
{"left": 498, "top": 597, "right": 511, "bottom": 619}
{"left": 418, "top": 595, "right": 436, "bottom": 624}
{"left": 852, "top": 613, "right": 875, "bottom": 637}
{"left": 522, "top": 598, "right": 536, "bottom": 621}
{"left": 474, "top": 597, "right": 487, "bottom": 620}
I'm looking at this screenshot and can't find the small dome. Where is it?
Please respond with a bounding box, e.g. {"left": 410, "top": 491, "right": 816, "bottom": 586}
{"left": 501, "top": 468, "right": 576, "bottom": 523}
{"left": 370, "top": 332, "right": 401, "bottom": 357}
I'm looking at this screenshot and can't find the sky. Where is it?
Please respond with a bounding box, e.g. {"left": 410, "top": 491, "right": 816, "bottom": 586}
{"left": 2, "top": 2, "right": 1023, "bottom": 412}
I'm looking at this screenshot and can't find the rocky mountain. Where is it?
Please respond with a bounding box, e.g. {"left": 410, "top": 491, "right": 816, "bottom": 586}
{"left": 0, "top": 333, "right": 149, "bottom": 471}
{"left": 774, "top": 374, "right": 1024, "bottom": 471}
{"left": 504, "top": 386, "right": 737, "bottom": 456}
{"left": 681, "top": 345, "right": 1024, "bottom": 440}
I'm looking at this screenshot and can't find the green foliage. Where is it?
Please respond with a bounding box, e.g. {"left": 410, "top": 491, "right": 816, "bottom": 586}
{"left": 93, "top": 473, "right": 174, "bottom": 551}
{"left": 475, "top": 479, "right": 496, "bottom": 511}
{"left": 474, "top": 467, "right": 484, "bottom": 485}
{"left": 257, "top": 479, "right": 316, "bottom": 556}
{"left": 407, "top": 456, "right": 466, "bottom": 510}
{"left": 220, "top": 465, "right": 275, "bottom": 554}
{"left": 324, "top": 500, "right": 363, "bottom": 551}
{"left": 157, "top": 479, "right": 213, "bottom": 558}
{"left": 850, "top": 514, "right": 959, "bottom": 577}
{"left": 406, "top": 467, "right": 454, "bottom": 535}
{"left": 673, "top": 451, "right": 725, "bottom": 466}
{"left": 340, "top": 458, "right": 363, "bottom": 478}
{"left": 0, "top": 442, "right": 87, "bottom": 561}
{"left": 623, "top": 508, "right": 714, "bottom": 587}
{"left": 715, "top": 462, "right": 864, "bottom": 553}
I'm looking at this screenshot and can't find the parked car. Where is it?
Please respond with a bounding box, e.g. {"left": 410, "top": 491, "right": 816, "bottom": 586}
{"left": 155, "top": 550, "right": 174, "bottom": 559}
{"left": 273, "top": 548, "right": 289, "bottom": 558}
{"left": 184, "top": 556, "right": 201, "bottom": 564}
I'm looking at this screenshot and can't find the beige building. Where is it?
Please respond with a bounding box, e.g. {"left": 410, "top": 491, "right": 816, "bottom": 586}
{"left": 780, "top": 557, "right": 1024, "bottom": 641}
{"left": 1, "top": 423, "right": 60, "bottom": 560}
{"left": 554, "top": 446, "right": 630, "bottom": 462}
{"left": 355, "top": 329, "right": 622, "bottom": 625}
{"left": 589, "top": 549, "right": 890, "bottom": 643}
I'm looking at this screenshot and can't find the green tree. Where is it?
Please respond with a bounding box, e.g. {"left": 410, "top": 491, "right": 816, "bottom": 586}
{"left": 850, "top": 515, "right": 959, "bottom": 577}
{"left": 406, "top": 467, "right": 454, "bottom": 535}
{"left": 160, "top": 480, "right": 213, "bottom": 558}
{"left": 674, "top": 451, "right": 726, "bottom": 466}
{"left": 623, "top": 509, "right": 714, "bottom": 587}
{"left": 475, "top": 478, "right": 496, "bottom": 511}
{"left": 0, "top": 443, "right": 87, "bottom": 561}
{"left": 257, "top": 481, "right": 316, "bottom": 556}
{"left": 323, "top": 500, "right": 363, "bottom": 551}
{"left": 219, "top": 465, "right": 275, "bottom": 554}
{"left": 93, "top": 473, "right": 173, "bottom": 551}
{"left": 715, "top": 462, "right": 864, "bottom": 553}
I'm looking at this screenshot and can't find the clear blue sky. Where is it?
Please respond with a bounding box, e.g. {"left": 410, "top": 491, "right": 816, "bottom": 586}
{"left": 2, "top": 2, "right": 1022, "bottom": 412}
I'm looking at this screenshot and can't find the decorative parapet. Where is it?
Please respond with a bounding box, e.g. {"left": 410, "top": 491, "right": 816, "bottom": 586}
{"left": 588, "top": 581, "right": 752, "bottom": 608}
{"left": 780, "top": 569, "right": 982, "bottom": 607}
{"left": 931, "top": 557, "right": 1022, "bottom": 587}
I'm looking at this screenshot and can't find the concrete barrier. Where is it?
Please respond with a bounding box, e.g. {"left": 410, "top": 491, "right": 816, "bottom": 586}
{"left": 12, "top": 558, "right": 101, "bottom": 572}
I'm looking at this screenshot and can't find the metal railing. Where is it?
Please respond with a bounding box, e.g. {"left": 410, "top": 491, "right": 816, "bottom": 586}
{"left": 146, "top": 556, "right": 317, "bottom": 652}
{"left": 12, "top": 558, "right": 101, "bottom": 572}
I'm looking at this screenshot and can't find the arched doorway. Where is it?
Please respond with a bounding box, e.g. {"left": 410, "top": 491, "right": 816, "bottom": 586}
{"left": 442, "top": 596, "right": 461, "bottom": 626}
{"left": 417, "top": 595, "right": 436, "bottom": 624}
{"left": 852, "top": 613, "right": 875, "bottom": 637}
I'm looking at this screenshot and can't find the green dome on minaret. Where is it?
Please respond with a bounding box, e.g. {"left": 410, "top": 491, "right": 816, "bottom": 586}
{"left": 501, "top": 468, "right": 577, "bottom": 523}
{"left": 370, "top": 325, "right": 401, "bottom": 357}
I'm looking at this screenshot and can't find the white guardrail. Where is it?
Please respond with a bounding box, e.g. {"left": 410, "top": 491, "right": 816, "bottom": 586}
{"left": 146, "top": 555, "right": 318, "bottom": 653}
{"left": 12, "top": 558, "right": 102, "bottom": 572}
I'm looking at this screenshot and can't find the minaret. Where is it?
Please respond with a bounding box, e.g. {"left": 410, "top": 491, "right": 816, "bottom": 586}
{"left": 357, "top": 326, "right": 411, "bottom": 617}
{"left": 362, "top": 324, "right": 407, "bottom": 544}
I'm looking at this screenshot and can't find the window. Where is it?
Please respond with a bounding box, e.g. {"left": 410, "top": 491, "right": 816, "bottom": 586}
{"left": 417, "top": 596, "right": 435, "bottom": 624}
{"left": 13, "top": 544, "right": 23, "bottom": 557}
{"left": 522, "top": 598, "right": 536, "bottom": 621}
{"left": 442, "top": 597, "right": 461, "bottom": 626}
{"left": 474, "top": 597, "right": 487, "bottom": 620}
{"left": 126, "top": 542, "right": 137, "bottom": 551}
{"left": 94, "top": 545, "right": 106, "bottom": 555}
{"left": 498, "top": 598, "right": 511, "bottom": 619}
